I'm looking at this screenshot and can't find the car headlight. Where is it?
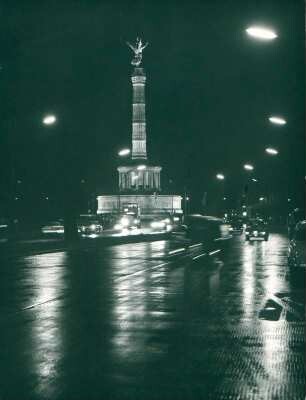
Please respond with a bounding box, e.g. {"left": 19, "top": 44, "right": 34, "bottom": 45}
{"left": 114, "top": 223, "right": 123, "bottom": 230}
{"left": 120, "top": 217, "right": 129, "bottom": 227}
{"left": 261, "top": 232, "right": 266, "bottom": 235}
{"left": 134, "top": 219, "right": 140, "bottom": 224}
{"left": 90, "top": 224, "right": 96, "bottom": 230}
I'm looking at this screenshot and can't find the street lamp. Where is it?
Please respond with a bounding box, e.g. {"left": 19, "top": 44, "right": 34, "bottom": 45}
{"left": 265, "top": 147, "right": 278, "bottom": 155}
{"left": 216, "top": 173, "right": 225, "bottom": 180}
{"left": 269, "top": 116, "right": 286, "bottom": 125}
{"left": 118, "top": 148, "right": 130, "bottom": 156}
{"left": 42, "top": 114, "right": 57, "bottom": 125}
{"left": 259, "top": 197, "right": 265, "bottom": 201}
{"left": 244, "top": 164, "right": 254, "bottom": 171}
{"left": 251, "top": 178, "right": 258, "bottom": 182}
{"left": 246, "top": 26, "right": 277, "bottom": 40}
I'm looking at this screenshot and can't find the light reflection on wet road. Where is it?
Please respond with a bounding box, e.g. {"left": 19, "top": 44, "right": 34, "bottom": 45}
{"left": 0, "top": 233, "right": 304, "bottom": 399}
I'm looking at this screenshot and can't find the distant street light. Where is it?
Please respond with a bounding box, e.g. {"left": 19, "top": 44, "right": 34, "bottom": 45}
{"left": 244, "top": 164, "right": 254, "bottom": 171}
{"left": 259, "top": 197, "right": 265, "bottom": 201}
{"left": 251, "top": 178, "right": 258, "bottom": 182}
{"left": 43, "top": 114, "right": 57, "bottom": 125}
{"left": 246, "top": 26, "right": 277, "bottom": 40}
{"left": 216, "top": 173, "right": 225, "bottom": 180}
{"left": 265, "top": 147, "right": 278, "bottom": 155}
{"left": 137, "top": 165, "right": 146, "bottom": 171}
{"left": 269, "top": 116, "right": 286, "bottom": 125}
{"left": 118, "top": 148, "right": 130, "bottom": 156}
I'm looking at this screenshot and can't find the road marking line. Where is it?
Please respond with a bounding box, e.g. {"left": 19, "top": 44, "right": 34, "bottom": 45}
{"left": 116, "top": 261, "right": 170, "bottom": 282}
{"left": 209, "top": 249, "right": 221, "bottom": 256}
{"left": 168, "top": 248, "right": 186, "bottom": 255}
{"left": 192, "top": 253, "right": 207, "bottom": 261}
{"left": 189, "top": 243, "right": 202, "bottom": 249}
{"left": 19, "top": 295, "right": 67, "bottom": 312}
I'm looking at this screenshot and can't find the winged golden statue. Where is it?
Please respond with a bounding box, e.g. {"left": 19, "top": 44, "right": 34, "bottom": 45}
{"left": 126, "top": 37, "right": 149, "bottom": 66}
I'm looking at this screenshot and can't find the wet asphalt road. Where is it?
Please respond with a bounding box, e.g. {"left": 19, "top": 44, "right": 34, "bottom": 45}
{"left": 0, "top": 233, "right": 305, "bottom": 400}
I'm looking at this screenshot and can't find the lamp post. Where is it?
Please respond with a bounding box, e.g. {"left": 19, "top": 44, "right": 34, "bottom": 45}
{"left": 118, "top": 148, "right": 131, "bottom": 214}
{"left": 241, "top": 164, "right": 255, "bottom": 218}
{"left": 184, "top": 194, "right": 190, "bottom": 217}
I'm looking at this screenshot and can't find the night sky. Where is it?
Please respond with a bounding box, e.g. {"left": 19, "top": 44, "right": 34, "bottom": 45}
{"left": 0, "top": 0, "right": 305, "bottom": 218}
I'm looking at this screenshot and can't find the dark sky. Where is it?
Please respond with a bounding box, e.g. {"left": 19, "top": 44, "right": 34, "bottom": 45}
{"left": 0, "top": 0, "right": 305, "bottom": 214}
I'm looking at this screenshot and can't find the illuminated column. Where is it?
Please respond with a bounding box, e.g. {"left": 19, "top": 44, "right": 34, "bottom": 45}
{"left": 131, "top": 67, "right": 147, "bottom": 159}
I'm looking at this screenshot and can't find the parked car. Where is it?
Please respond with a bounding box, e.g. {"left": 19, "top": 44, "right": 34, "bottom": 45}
{"left": 288, "top": 220, "right": 305, "bottom": 281}
{"left": 171, "top": 214, "right": 232, "bottom": 252}
{"left": 245, "top": 219, "right": 269, "bottom": 241}
{"left": 41, "top": 220, "right": 64, "bottom": 235}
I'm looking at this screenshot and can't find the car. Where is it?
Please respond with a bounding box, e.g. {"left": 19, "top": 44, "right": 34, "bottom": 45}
{"left": 78, "top": 217, "right": 103, "bottom": 235}
{"left": 171, "top": 214, "right": 232, "bottom": 252}
{"left": 229, "top": 218, "right": 244, "bottom": 235}
{"left": 113, "top": 214, "right": 141, "bottom": 231}
{"left": 150, "top": 217, "right": 172, "bottom": 232}
{"left": 288, "top": 220, "right": 305, "bottom": 281}
{"left": 245, "top": 219, "right": 269, "bottom": 241}
{"left": 41, "top": 220, "right": 65, "bottom": 235}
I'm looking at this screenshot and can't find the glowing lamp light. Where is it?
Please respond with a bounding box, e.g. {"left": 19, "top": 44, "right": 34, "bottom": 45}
{"left": 118, "top": 148, "right": 130, "bottom": 156}
{"left": 252, "top": 178, "right": 258, "bottom": 182}
{"left": 216, "top": 173, "right": 225, "bottom": 180}
{"left": 259, "top": 197, "right": 265, "bottom": 201}
{"left": 269, "top": 116, "right": 286, "bottom": 125}
{"left": 244, "top": 164, "right": 254, "bottom": 171}
{"left": 265, "top": 147, "right": 278, "bottom": 155}
{"left": 246, "top": 26, "right": 277, "bottom": 40}
{"left": 137, "top": 165, "right": 146, "bottom": 171}
{"left": 43, "top": 115, "right": 56, "bottom": 125}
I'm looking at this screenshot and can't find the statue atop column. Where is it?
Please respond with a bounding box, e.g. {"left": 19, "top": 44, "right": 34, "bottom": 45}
{"left": 126, "top": 37, "right": 149, "bottom": 66}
